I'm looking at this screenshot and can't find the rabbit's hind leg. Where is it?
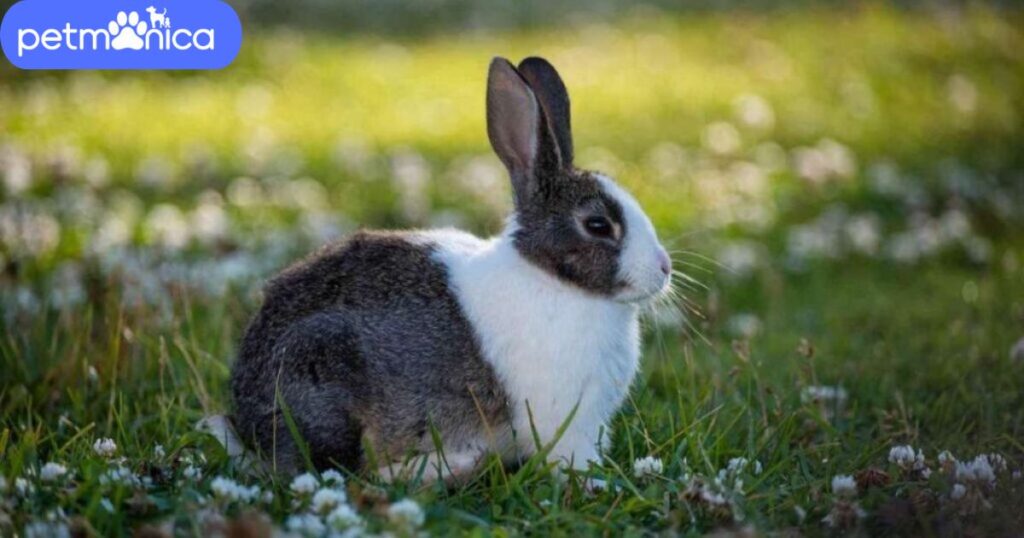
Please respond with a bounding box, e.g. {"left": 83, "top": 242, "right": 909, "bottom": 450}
{"left": 376, "top": 448, "right": 484, "bottom": 486}
{"left": 270, "top": 310, "right": 367, "bottom": 472}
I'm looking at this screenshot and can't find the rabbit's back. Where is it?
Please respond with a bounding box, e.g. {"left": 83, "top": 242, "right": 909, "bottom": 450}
{"left": 230, "top": 231, "right": 509, "bottom": 472}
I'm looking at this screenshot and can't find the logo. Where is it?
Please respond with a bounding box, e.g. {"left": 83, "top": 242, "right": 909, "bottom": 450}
{"left": 1, "top": 0, "right": 242, "bottom": 69}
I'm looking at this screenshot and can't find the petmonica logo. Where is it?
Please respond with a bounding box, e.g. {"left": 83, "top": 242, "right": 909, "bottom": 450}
{"left": 1, "top": 0, "right": 242, "bottom": 69}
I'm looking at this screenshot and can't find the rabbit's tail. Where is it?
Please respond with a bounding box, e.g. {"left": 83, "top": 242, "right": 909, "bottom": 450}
{"left": 196, "top": 414, "right": 245, "bottom": 455}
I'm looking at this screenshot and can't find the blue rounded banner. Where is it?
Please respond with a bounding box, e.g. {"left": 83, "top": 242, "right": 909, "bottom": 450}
{"left": 1, "top": 0, "right": 242, "bottom": 69}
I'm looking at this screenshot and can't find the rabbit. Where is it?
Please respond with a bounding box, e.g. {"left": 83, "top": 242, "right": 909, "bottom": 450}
{"left": 224, "top": 56, "right": 673, "bottom": 484}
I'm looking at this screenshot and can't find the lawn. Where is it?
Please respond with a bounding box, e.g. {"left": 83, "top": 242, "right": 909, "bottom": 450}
{"left": 1, "top": 4, "right": 1023, "bottom": 536}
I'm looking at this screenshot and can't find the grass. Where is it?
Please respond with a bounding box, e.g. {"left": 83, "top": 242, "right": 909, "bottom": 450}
{"left": 2, "top": 3, "right": 1023, "bottom": 536}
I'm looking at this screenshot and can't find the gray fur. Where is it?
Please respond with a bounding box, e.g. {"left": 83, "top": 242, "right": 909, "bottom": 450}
{"left": 511, "top": 170, "right": 627, "bottom": 295}
{"left": 231, "top": 232, "right": 508, "bottom": 473}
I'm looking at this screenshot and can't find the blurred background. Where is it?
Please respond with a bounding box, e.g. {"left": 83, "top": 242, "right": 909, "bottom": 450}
{"left": 1, "top": 0, "right": 1022, "bottom": 408}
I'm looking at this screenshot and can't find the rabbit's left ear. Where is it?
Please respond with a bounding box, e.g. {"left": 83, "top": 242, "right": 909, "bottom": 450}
{"left": 517, "top": 57, "right": 573, "bottom": 168}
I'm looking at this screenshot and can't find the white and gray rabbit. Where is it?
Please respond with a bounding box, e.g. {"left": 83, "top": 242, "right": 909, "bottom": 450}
{"left": 219, "top": 56, "right": 672, "bottom": 483}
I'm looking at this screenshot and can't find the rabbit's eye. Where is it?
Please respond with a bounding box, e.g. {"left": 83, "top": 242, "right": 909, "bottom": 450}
{"left": 583, "top": 216, "right": 613, "bottom": 238}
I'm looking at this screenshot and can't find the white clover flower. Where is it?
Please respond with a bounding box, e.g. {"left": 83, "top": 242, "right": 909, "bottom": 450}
{"left": 145, "top": 203, "right": 190, "bottom": 250}
{"left": 717, "top": 241, "right": 761, "bottom": 279}
{"left": 100, "top": 498, "right": 115, "bottom": 513}
{"left": 937, "top": 450, "right": 957, "bottom": 467}
{"left": 984, "top": 453, "right": 1007, "bottom": 473}
{"left": 844, "top": 214, "right": 881, "bottom": 255}
{"left": 286, "top": 513, "right": 326, "bottom": 536}
{"left": 236, "top": 484, "right": 262, "bottom": 503}
{"left": 261, "top": 490, "right": 275, "bottom": 504}
{"left": 321, "top": 469, "right": 345, "bottom": 486}
{"left": 801, "top": 385, "right": 849, "bottom": 404}
{"left": 793, "top": 140, "right": 856, "bottom": 185}
{"left": 950, "top": 483, "right": 967, "bottom": 500}
{"left": 311, "top": 487, "right": 346, "bottom": 514}
{"left": 703, "top": 121, "right": 741, "bottom": 155}
{"left": 714, "top": 457, "right": 760, "bottom": 493}
{"left": 387, "top": 498, "right": 425, "bottom": 528}
{"left": 955, "top": 456, "right": 996, "bottom": 486}
{"left": 15, "top": 477, "right": 34, "bottom": 496}
{"left": 888, "top": 445, "right": 926, "bottom": 472}
{"left": 210, "top": 476, "right": 239, "bottom": 499}
{"left": 633, "top": 456, "right": 664, "bottom": 479}
{"left": 227, "top": 176, "right": 264, "bottom": 207}
{"left": 182, "top": 464, "right": 202, "bottom": 481}
{"left": 819, "top": 139, "right": 857, "bottom": 179}
{"left": 704, "top": 490, "right": 728, "bottom": 506}
{"left": 45, "top": 506, "right": 67, "bottom": 522}
{"left": 726, "top": 313, "right": 762, "bottom": 338}
{"left": 210, "top": 476, "right": 261, "bottom": 503}
{"left": 100, "top": 465, "right": 141, "bottom": 488}
{"left": 92, "top": 438, "right": 117, "bottom": 458}
{"left": 153, "top": 445, "right": 166, "bottom": 459}
{"left": 23, "top": 521, "right": 70, "bottom": 538}
{"left": 885, "top": 232, "right": 921, "bottom": 264}
{"left": 793, "top": 147, "right": 830, "bottom": 185}
{"left": 326, "top": 504, "right": 362, "bottom": 529}
{"left": 191, "top": 202, "right": 228, "bottom": 244}
{"left": 734, "top": 94, "right": 775, "bottom": 130}
{"left": 831, "top": 475, "right": 857, "bottom": 498}
{"left": 40, "top": 462, "right": 68, "bottom": 482}
{"left": 1, "top": 144, "right": 33, "bottom": 194}
{"left": 290, "top": 472, "right": 318, "bottom": 495}
{"left": 87, "top": 366, "right": 99, "bottom": 383}
{"left": 726, "top": 457, "right": 749, "bottom": 475}
{"left": 694, "top": 484, "right": 728, "bottom": 506}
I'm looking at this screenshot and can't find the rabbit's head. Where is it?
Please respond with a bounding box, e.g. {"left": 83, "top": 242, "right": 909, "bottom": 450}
{"left": 487, "top": 57, "right": 671, "bottom": 303}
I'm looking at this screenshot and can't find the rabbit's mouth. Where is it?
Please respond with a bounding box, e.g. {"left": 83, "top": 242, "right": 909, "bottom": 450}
{"left": 612, "top": 273, "right": 672, "bottom": 304}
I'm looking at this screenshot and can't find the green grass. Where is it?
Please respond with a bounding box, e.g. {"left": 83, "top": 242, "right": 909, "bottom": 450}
{"left": 2, "top": 4, "right": 1023, "bottom": 536}
{"left": 3, "top": 251, "right": 1022, "bottom": 535}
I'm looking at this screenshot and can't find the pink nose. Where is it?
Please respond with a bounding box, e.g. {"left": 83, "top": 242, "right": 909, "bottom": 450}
{"left": 656, "top": 248, "right": 671, "bottom": 276}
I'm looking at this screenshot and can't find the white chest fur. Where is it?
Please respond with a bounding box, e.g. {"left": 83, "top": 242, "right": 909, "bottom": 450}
{"left": 418, "top": 229, "right": 641, "bottom": 467}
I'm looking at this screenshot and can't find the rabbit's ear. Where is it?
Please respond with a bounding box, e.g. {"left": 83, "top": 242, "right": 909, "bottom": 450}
{"left": 487, "top": 57, "right": 562, "bottom": 205}
{"left": 517, "top": 57, "right": 573, "bottom": 167}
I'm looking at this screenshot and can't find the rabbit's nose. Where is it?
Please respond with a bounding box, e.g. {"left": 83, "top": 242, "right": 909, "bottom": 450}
{"left": 656, "top": 248, "right": 671, "bottom": 276}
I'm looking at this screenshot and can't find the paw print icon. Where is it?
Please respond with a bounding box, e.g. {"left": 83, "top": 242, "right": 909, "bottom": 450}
{"left": 108, "top": 11, "right": 148, "bottom": 50}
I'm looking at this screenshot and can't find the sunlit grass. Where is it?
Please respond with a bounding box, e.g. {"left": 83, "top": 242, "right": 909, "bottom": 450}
{"left": 2, "top": 6, "right": 1021, "bottom": 177}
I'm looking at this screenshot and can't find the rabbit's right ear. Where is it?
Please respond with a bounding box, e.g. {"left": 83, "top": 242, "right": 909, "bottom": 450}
{"left": 487, "top": 57, "right": 554, "bottom": 206}
{"left": 517, "top": 57, "right": 573, "bottom": 167}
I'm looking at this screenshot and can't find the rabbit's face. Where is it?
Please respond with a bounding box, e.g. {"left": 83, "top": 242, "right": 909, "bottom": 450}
{"left": 510, "top": 169, "right": 670, "bottom": 302}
